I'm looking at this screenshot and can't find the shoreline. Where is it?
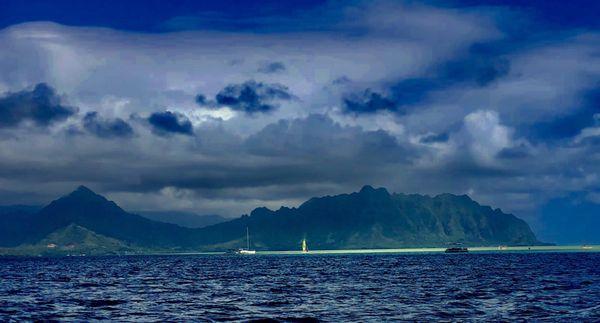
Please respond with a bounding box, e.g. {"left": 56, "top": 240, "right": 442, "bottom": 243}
{"left": 153, "top": 245, "right": 599, "bottom": 256}
{"left": 2, "top": 245, "right": 598, "bottom": 258}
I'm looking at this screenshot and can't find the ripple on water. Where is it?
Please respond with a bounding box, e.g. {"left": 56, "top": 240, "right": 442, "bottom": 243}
{"left": 0, "top": 253, "right": 599, "bottom": 321}
{"left": 74, "top": 299, "right": 127, "bottom": 307}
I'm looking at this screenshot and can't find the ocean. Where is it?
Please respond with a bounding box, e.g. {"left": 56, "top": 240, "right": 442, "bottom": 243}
{"left": 1, "top": 251, "right": 599, "bottom": 321}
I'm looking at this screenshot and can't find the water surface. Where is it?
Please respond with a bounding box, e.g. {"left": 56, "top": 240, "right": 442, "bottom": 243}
{"left": 1, "top": 252, "right": 599, "bottom": 321}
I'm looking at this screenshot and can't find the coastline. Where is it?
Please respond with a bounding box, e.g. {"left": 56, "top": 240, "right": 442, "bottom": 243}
{"left": 151, "top": 245, "right": 600, "bottom": 256}
{"left": 2, "top": 245, "right": 598, "bottom": 257}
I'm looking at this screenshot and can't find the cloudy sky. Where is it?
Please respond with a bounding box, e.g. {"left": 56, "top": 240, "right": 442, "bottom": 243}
{"left": 0, "top": 1, "right": 598, "bottom": 230}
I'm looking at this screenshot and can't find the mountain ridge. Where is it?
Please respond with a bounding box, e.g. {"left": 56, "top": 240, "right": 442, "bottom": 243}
{"left": 193, "top": 185, "right": 540, "bottom": 249}
{"left": 0, "top": 185, "right": 542, "bottom": 252}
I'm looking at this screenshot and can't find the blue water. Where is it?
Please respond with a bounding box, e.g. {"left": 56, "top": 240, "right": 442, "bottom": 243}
{"left": 1, "top": 252, "right": 599, "bottom": 321}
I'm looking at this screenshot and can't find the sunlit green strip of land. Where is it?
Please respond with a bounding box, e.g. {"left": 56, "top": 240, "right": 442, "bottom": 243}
{"left": 164, "top": 245, "right": 600, "bottom": 256}
{"left": 256, "top": 245, "right": 599, "bottom": 255}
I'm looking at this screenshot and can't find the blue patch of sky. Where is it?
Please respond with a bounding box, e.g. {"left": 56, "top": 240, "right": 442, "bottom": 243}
{"left": 0, "top": 0, "right": 328, "bottom": 33}
{"left": 2, "top": 0, "right": 597, "bottom": 33}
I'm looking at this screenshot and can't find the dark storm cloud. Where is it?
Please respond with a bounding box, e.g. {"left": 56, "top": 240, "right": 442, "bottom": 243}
{"left": 8, "top": 113, "right": 417, "bottom": 203}
{"left": 199, "top": 80, "right": 292, "bottom": 114}
{"left": 342, "top": 89, "right": 398, "bottom": 114}
{"left": 391, "top": 44, "right": 510, "bottom": 105}
{"left": 245, "top": 114, "right": 413, "bottom": 162}
{"left": 523, "top": 86, "right": 600, "bottom": 142}
{"left": 83, "top": 112, "right": 134, "bottom": 139}
{"left": 194, "top": 94, "right": 207, "bottom": 105}
{"left": 0, "top": 83, "right": 77, "bottom": 128}
{"left": 99, "top": 114, "right": 414, "bottom": 194}
{"left": 147, "top": 111, "right": 193, "bottom": 135}
{"left": 258, "top": 61, "right": 286, "bottom": 73}
{"left": 344, "top": 42, "right": 512, "bottom": 114}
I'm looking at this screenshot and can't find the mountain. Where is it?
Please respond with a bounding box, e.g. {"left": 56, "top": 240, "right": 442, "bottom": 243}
{"left": 137, "top": 211, "right": 226, "bottom": 228}
{"left": 5, "top": 186, "right": 199, "bottom": 248}
{"left": 194, "top": 185, "right": 540, "bottom": 249}
{"left": 0, "top": 224, "right": 134, "bottom": 256}
{"left": 0, "top": 185, "right": 541, "bottom": 253}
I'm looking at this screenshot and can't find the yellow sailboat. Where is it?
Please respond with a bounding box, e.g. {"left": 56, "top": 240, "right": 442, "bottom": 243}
{"left": 302, "top": 238, "right": 308, "bottom": 253}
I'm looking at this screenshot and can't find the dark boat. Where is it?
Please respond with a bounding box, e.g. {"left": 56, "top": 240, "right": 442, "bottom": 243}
{"left": 445, "top": 247, "right": 468, "bottom": 253}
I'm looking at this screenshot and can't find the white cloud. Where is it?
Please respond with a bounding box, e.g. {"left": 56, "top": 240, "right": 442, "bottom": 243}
{"left": 461, "top": 110, "right": 512, "bottom": 162}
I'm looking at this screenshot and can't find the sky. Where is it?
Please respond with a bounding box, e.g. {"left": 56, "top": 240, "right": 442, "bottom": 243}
{"left": 0, "top": 0, "right": 598, "bottom": 238}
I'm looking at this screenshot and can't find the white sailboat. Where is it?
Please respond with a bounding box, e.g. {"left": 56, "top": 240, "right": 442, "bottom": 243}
{"left": 236, "top": 227, "right": 256, "bottom": 255}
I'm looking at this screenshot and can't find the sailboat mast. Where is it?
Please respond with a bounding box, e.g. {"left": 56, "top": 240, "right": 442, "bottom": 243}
{"left": 246, "top": 227, "right": 250, "bottom": 250}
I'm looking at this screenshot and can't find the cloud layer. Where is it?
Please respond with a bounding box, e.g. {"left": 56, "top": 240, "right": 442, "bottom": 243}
{"left": 0, "top": 1, "right": 598, "bottom": 223}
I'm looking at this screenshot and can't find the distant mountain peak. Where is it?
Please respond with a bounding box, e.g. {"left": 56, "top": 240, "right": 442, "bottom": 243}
{"left": 74, "top": 185, "right": 96, "bottom": 195}
{"left": 39, "top": 185, "right": 117, "bottom": 219}
{"left": 65, "top": 185, "right": 107, "bottom": 201}
{"left": 359, "top": 185, "right": 389, "bottom": 196}
{"left": 250, "top": 207, "right": 274, "bottom": 218}
{"left": 360, "top": 185, "right": 375, "bottom": 192}
{"left": 30, "top": 185, "right": 190, "bottom": 248}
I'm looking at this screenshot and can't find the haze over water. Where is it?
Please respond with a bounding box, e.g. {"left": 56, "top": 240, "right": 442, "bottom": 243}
{"left": 1, "top": 252, "right": 599, "bottom": 321}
